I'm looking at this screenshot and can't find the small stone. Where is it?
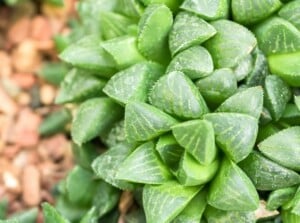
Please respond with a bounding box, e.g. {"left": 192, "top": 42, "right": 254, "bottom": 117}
{"left": 30, "top": 16, "right": 53, "bottom": 41}
{"left": 11, "top": 73, "right": 36, "bottom": 89}
{"left": 0, "top": 51, "right": 12, "bottom": 77}
{"left": 16, "top": 92, "right": 31, "bottom": 106}
{"left": 0, "top": 86, "right": 18, "bottom": 115}
{"left": 40, "top": 134, "right": 69, "bottom": 161}
{"left": 3, "top": 171, "right": 21, "bottom": 194}
{"left": 40, "top": 84, "right": 56, "bottom": 105}
{"left": 7, "top": 17, "right": 30, "bottom": 45}
{"left": 22, "top": 165, "right": 41, "bottom": 206}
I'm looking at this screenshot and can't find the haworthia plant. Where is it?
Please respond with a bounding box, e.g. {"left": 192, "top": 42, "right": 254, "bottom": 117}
{"left": 41, "top": 0, "right": 300, "bottom": 223}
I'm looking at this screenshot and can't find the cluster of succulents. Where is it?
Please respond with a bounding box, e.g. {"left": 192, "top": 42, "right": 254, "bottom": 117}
{"left": 40, "top": 0, "right": 300, "bottom": 223}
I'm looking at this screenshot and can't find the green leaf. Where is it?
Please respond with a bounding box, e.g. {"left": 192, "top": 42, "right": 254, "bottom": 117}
{"left": 137, "top": 4, "right": 173, "bottom": 64}
{"left": 140, "top": 0, "right": 182, "bottom": 11}
{"left": 280, "top": 103, "right": 300, "bottom": 125}
{"left": 203, "top": 113, "right": 258, "bottom": 162}
{"left": 258, "top": 127, "right": 300, "bottom": 172}
{"left": 177, "top": 152, "right": 219, "bottom": 186}
{"left": 167, "top": 46, "right": 214, "bottom": 79}
{"left": 99, "top": 12, "right": 135, "bottom": 40}
{"left": 100, "top": 120, "right": 126, "bottom": 147}
{"left": 92, "top": 181, "right": 121, "bottom": 218}
{"left": 59, "top": 35, "right": 116, "bottom": 75}
{"left": 71, "top": 98, "right": 123, "bottom": 145}
{"left": 239, "top": 151, "right": 300, "bottom": 191}
{"left": 245, "top": 48, "right": 269, "bottom": 87}
{"left": 264, "top": 75, "right": 292, "bottom": 121}
{"left": 172, "top": 120, "right": 216, "bottom": 165}
{"left": 180, "top": 0, "right": 229, "bottom": 20}
{"left": 46, "top": 0, "right": 64, "bottom": 6}
{"left": 38, "top": 62, "right": 69, "bottom": 86}
{"left": 115, "top": 0, "right": 144, "bottom": 19}
{"left": 80, "top": 207, "right": 98, "bottom": 223}
{"left": 103, "top": 62, "right": 164, "bottom": 104}
{"left": 149, "top": 71, "right": 208, "bottom": 119}
{"left": 125, "top": 209, "right": 146, "bottom": 223}
{"left": 125, "top": 101, "right": 178, "bottom": 142}
{"left": 101, "top": 36, "right": 145, "bottom": 69}
{"left": 91, "top": 143, "right": 136, "bottom": 190}
{"left": 231, "top": 0, "right": 282, "bottom": 25}
{"left": 143, "top": 181, "right": 200, "bottom": 223}
{"left": 254, "top": 17, "right": 300, "bottom": 55}
{"left": 116, "top": 141, "right": 172, "bottom": 184}
{"left": 9, "top": 208, "right": 38, "bottom": 223}
{"left": 196, "top": 68, "right": 238, "bottom": 105}
{"left": 65, "top": 166, "right": 100, "bottom": 206}
{"left": 168, "top": 11, "right": 216, "bottom": 56}
{"left": 216, "top": 86, "right": 264, "bottom": 119}
{"left": 208, "top": 158, "right": 259, "bottom": 211}
{"left": 281, "top": 209, "right": 300, "bottom": 223}
{"left": 279, "top": 0, "right": 300, "bottom": 30}
{"left": 39, "top": 109, "right": 71, "bottom": 136}
{"left": 204, "top": 206, "right": 256, "bottom": 223}
{"left": 55, "top": 69, "right": 107, "bottom": 104}
{"left": 204, "top": 20, "right": 257, "bottom": 68}
{"left": 257, "top": 123, "right": 280, "bottom": 143}
{"left": 266, "top": 187, "right": 297, "bottom": 211}
{"left": 295, "top": 95, "right": 300, "bottom": 111}
{"left": 172, "top": 189, "right": 207, "bottom": 223}
{"left": 233, "top": 54, "right": 253, "bottom": 81}
{"left": 72, "top": 142, "right": 99, "bottom": 170}
{"left": 156, "top": 134, "right": 184, "bottom": 169}
{"left": 42, "top": 203, "right": 70, "bottom": 223}
{"left": 268, "top": 52, "right": 300, "bottom": 87}
{"left": 0, "top": 199, "right": 7, "bottom": 219}
{"left": 284, "top": 187, "right": 300, "bottom": 215}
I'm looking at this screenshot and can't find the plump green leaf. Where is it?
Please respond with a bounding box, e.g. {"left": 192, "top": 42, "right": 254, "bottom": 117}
{"left": 39, "top": 109, "right": 71, "bottom": 136}
{"left": 257, "top": 123, "right": 280, "bottom": 143}
{"left": 38, "top": 62, "right": 69, "bottom": 86}
{"left": 125, "top": 102, "right": 178, "bottom": 141}
{"left": 141, "top": 0, "right": 182, "bottom": 11}
{"left": 204, "top": 113, "right": 258, "bottom": 162}
{"left": 232, "top": 0, "right": 282, "bottom": 25}
{"left": 208, "top": 158, "right": 259, "bottom": 211}
{"left": 279, "top": 0, "right": 300, "bottom": 30}
{"left": 180, "top": 0, "right": 229, "bottom": 20}
{"left": 71, "top": 98, "right": 123, "bottom": 145}
{"left": 137, "top": 4, "right": 173, "bottom": 64}
{"left": 149, "top": 71, "right": 208, "bottom": 119}
{"left": 172, "top": 189, "right": 207, "bottom": 223}
{"left": 92, "top": 181, "right": 120, "bottom": 218}
{"left": 65, "top": 166, "right": 100, "bottom": 206}
{"left": 92, "top": 143, "right": 136, "bottom": 190}
{"left": 254, "top": 17, "right": 300, "bottom": 55}
{"left": 116, "top": 141, "right": 172, "bottom": 184}
{"left": 196, "top": 68, "right": 238, "bottom": 105}
{"left": 216, "top": 86, "right": 264, "bottom": 119}
{"left": 42, "top": 203, "right": 70, "bottom": 223}
{"left": 9, "top": 208, "right": 38, "bottom": 223}
{"left": 101, "top": 36, "right": 145, "bottom": 69}
{"left": 264, "top": 75, "right": 292, "bottom": 121}
{"left": 268, "top": 52, "right": 300, "bottom": 87}
{"left": 59, "top": 36, "right": 116, "bottom": 75}
{"left": 280, "top": 103, "right": 300, "bottom": 125}
{"left": 267, "top": 187, "right": 297, "bottom": 211}
{"left": 168, "top": 11, "right": 216, "bottom": 56}
{"left": 0, "top": 199, "right": 8, "bottom": 219}
{"left": 100, "top": 120, "right": 126, "bottom": 147}
{"left": 177, "top": 152, "right": 219, "bottom": 186}
{"left": 80, "top": 207, "right": 97, "bottom": 223}
{"left": 172, "top": 120, "right": 216, "bottom": 165}
{"left": 71, "top": 142, "right": 99, "bottom": 170}
{"left": 204, "top": 205, "right": 256, "bottom": 223}
{"left": 204, "top": 20, "right": 257, "bottom": 68}
{"left": 281, "top": 209, "right": 300, "bottom": 223}
{"left": 167, "top": 46, "right": 214, "bottom": 79}
{"left": 284, "top": 187, "right": 300, "bottom": 215}
{"left": 115, "top": 0, "right": 144, "bottom": 19}
{"left": 156, "top": 134, "right": 184, "bottom": 169}
{"left": 103, "top": 62, "right": 164, "bottom": 104}
{"left": 258, "top": 127, "right": 300, "bottom": 171}
{"left": 99, "top": 12, "right": 135, "bottom": 40}
{"left": 233, "top": 54, "right": 253, "bottom": 81}
{"left": 125, "top": 209, "right": 146, "bottom": 223}
{"left": 295, "top": 95, "right": 300, "bottom": 111}
{"left": 245, "top": 48, "right": 269, "bottom": 87}
{"left": 143, "top": 181, "right": 200, "bottom": 223}
{"left": 239, "top": 151, "right": 300, "bottom": 191}
{"left": 55, "top": 69, "right": 107, "bottom": 104}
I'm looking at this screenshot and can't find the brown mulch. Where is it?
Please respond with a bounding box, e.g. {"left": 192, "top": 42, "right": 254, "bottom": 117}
{"left": 0, "top": 0, "right": 76, "bottom": 221}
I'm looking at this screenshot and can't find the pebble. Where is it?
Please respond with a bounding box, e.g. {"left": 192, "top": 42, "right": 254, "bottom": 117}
{"left": 40, "top": 84, "right": 56, "bottom": 105}
{"left": 3, "top": 171, "right": 21, "bottom": 194}
{"left": 7, "top": 17, "right": 30, "bottom": 45}
{"left": 22, "top": 165, "right": 41, "bottom": 206}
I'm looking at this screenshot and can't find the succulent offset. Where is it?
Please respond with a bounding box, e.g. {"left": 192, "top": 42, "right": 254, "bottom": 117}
{"left": 41, "top": 0, "right": 300, "bottom": 223}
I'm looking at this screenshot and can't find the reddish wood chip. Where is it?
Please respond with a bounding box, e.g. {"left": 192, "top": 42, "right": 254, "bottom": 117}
{"left": 11, "top": 73, "right": 36, "bottom": 89}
